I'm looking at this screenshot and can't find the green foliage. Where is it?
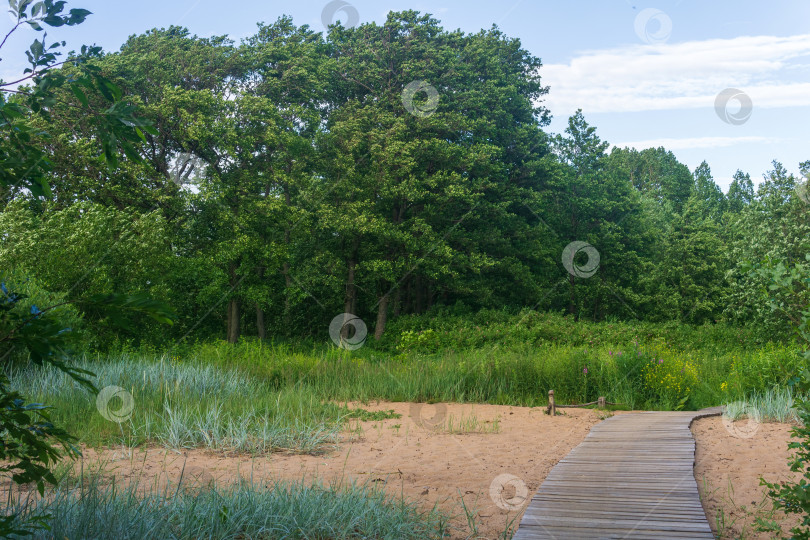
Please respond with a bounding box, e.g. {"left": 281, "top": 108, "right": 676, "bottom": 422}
{"left": 0, "top": 1, "right": 173, "bottom": 535}
{"left": 338, "top": 407, "right": 402, "bottom": 421}
{"left": 3, "top": 7, "right": 808, "bottom": 345}
{"left": 0, "top": 200, "right": 175, "bottom": 348}
{"left": 80, "top": 315, "right": 791, "bottom": 415}
{"left": 607, "top": 146, "right": 693, "bottom": 213}
{"left": 0, "top": 372, "right": 79, "bottom": 535}
{"left": 641, "top": 353, "right": 698, "bottom": 410}
{"left": 3, "top": 473, "right": 449, "bottom": 539}
{"left": 0, "top": 280, "right": 89, "bottom": 535}
{"left": 754, "top": 248, "right": 810, "bottom": 538}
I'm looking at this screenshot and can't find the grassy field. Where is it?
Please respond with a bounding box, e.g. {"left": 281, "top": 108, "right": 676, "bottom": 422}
{"left": 8, "top": 311, "right": 804, "bottom": 450}
{"left": 4, "top": 311, "right": 806, "bottom": 537}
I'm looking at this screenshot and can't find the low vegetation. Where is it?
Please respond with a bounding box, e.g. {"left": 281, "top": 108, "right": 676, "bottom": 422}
{"left": 4, "top": 473, "right": 449, "bottom": 539}
{"left": 5, "top": 313, "right": 801, "bottom": 455}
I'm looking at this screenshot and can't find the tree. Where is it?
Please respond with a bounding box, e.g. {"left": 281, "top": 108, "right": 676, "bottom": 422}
{"left": 314, "top": 11, "right": 552, "bottom": 338}
{"left": 650, "top": 198, "right": 726, "bottom": 323}
{"left": 551, "top": 111, "right": 652, "bottom": 320}
{"left": 0, "top": 1, "right": 172, "bottom": 534}
{"left": 692, "top": 161, "right": 727, "bottom": 221}
{"left": 724, "top": 161, "right": 810, "bottom": 332}
{"left": 727, "top": 169, "right": 754, "bottom": 213}
{"left": 607, "top": 146, "right": 693, "bottom": 214}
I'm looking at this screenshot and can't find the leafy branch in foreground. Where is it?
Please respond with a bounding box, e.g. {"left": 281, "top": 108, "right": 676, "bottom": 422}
{"left": 754, "top": 254, "right": 810, "bottom": 538}
{"left": 2, "top": 1, "right": 157, "bottom": 198}
{"left": 1, "top": 0, "right": 170, "bottom": 535}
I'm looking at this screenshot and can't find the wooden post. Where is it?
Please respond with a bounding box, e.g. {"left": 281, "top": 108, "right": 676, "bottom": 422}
{"left": 598, "top": 396, "right": 606, "bottom": 409}
{"left": 548, "top": 390, "right": 556, "bottom": 416}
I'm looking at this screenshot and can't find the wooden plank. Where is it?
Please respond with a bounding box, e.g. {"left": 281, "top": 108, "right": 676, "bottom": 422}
{"left": 512, "top": 408, "right": 722, "bottom": 539}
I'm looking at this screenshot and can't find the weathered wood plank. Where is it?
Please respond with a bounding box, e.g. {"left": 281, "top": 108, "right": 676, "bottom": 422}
{"left": 512, "top": 408, "right": 722, "bottom": 539}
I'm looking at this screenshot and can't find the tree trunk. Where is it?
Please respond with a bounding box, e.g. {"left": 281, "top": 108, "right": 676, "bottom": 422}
{"left": 343, "top": 237, "right": 360, "bottom": 313}
{"left": 414, "top": 274, "right": 424, "bottom": 313}
{"left": 282, "top": 262, "right": 292, "bottom": 330}
{"left": 281, "top": 179, "right": 293, "bottom": 329}
{"left": 256, "top": 266, "right": 266, "bottom": 339}
{"left": 227, "top": 263, "right": 241, "bottom": 343}
{"left": 375, "top": 292, "right": 389, "bottom": 340}
{"left": 227, "top": 298, "right": 240, "bottom": 344}
{"left": 342, "top": 256, "right": 357, "bottom": 340}
{"left": 256, "top": 302, "right": 266, "bottom": 340}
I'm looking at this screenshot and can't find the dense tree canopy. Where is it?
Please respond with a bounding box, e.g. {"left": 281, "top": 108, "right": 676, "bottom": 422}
{"left": 2, "top": 10, "right": 809, "bottom": 347}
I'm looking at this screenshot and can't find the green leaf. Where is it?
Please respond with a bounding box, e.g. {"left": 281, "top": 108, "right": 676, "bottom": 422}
{"left": 69, "top": 84, "right": 88, "bottom": 107}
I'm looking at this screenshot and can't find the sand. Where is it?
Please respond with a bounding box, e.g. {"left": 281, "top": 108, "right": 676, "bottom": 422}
{"left": 72, "top": 402, "right": 603, "bottom": 539}
{"left": 693, "top": 416, "right": 804, "bottom": 539}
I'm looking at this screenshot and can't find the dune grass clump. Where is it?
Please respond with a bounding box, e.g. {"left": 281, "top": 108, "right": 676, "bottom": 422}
{"left": 2, "top": 473, "right": 449, "bottom": 539}
{"left": 8, "top": 356, "right": 344, "bottom": 453}
{"left": 724, "top": 387, "right": 802, "bottom": 424}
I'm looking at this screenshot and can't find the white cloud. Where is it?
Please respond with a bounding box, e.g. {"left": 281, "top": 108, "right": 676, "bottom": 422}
{"left": 612, "top": 136, "right": 778, "bottom": 151}
{"left": 541, "top": 34, "right": 810, "bottom": 115}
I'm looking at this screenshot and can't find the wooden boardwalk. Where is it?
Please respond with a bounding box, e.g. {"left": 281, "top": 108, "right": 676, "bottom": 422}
{"left": 514, "top": 408, "right": 723, "bottom": 539}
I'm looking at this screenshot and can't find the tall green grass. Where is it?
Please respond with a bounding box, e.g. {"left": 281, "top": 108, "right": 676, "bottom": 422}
{"left": 182, "top": 336, "right": 802, "bottom": 411}
{"left": 724, "top": 387, "right": 802, "bottom": 424}
{"left": 3, "top": 474, "right": 448, "bottom": 539}
{"left": 9, "top": 357, "right": 343, "bottom": 452}
{"left": 8, "top": 313, "right": 805, "bottom": 451}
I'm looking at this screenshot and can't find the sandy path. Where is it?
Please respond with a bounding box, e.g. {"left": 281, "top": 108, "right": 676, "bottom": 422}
{"left": 74, "top": 402, "right": 602, "bottom": 539}
{"left": 693, "top": 416, "right": 803, "bottom": 539}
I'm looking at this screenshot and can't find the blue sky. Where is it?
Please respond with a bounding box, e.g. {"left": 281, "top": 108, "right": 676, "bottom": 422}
{"left": 3, "top": 0, "right": 809, "bottom": 190}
